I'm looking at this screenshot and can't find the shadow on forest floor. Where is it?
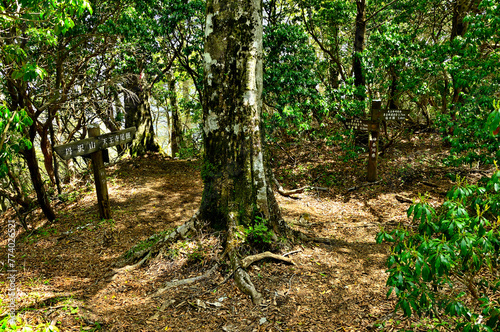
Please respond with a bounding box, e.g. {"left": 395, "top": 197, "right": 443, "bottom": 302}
{"left": 1, "top": 132, "right": 496, "bottom": 331}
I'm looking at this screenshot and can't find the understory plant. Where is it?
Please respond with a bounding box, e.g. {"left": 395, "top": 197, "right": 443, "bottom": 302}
{"left": 0, "top": 315, "right": 59, "bottom": 332}
{"left": 377, "top": 165, "right": 500, "bottom": 331}
{"left": 245, "top": 216, "right": 273, "bottom": 247}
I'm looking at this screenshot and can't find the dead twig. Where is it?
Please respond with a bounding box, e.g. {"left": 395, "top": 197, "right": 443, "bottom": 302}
{"left": 395, "top": 194, "right": 413, "bottom": 203}
{"left": 347, "top": 180, "right": 381, "bottom": 192}
{"left": 283, "top": 249, "right": 302, "bottom": 257}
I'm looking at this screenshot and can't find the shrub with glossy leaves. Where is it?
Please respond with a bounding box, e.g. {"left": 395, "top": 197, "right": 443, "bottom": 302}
{"left": 377, "top": 167, "right": 500, "bottom": 331}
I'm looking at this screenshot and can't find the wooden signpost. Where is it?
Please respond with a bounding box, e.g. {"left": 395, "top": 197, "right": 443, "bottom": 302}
{"left": 54, "top": 126, "right": 136, "bottom": 219}
{"left": 347, "top": 101, "right": 409, "bottom": 182}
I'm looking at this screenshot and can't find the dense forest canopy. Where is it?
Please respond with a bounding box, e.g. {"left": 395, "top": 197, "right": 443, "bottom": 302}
{"left": 1, "top": 0, "right": 499, "bottom": 330}
{"left": 1, "top": 0, "right": 499, "bottom": 207}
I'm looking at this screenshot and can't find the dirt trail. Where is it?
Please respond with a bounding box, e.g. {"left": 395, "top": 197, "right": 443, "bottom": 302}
{"left": 1, "top": 134, "right": 490, "bottom": 331}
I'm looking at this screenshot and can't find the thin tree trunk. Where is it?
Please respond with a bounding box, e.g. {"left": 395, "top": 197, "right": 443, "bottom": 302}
{"left": 352, "top": 0, "right": 366, "bottom": 90}
{"left": 49, "top": 116, "right": 62, "bottom": 195}
{"left": 38, "top": 123, "right": 56, "bottom": 186}
{"left": 23, "top": 124, "right": 56, "bottom": 222}
{"left": 169, "top": 74, "right": 182, "bottom": 157}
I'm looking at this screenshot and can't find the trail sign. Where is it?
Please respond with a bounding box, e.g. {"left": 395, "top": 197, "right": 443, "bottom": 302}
{"left": 346, "top": 118, "right": 371, "bottom": 131}
{"left": 382, "top": 109, "right": 410, "bottom": 121}
{"left": 367, "top": 102, "right": 381, "bottom": 182}
{"left": 54, "top": 127, "right": 136, "bottom": 160}
{"left": 54, "top": 126, "right": 136, "bottom": 219}
{"left": 346, "top": 101, "right": 410, "bottom": 182}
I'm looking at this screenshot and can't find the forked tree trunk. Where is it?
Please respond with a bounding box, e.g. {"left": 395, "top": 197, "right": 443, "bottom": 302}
{"left": 125, "top": 74, "right": 162, "bottom": 156}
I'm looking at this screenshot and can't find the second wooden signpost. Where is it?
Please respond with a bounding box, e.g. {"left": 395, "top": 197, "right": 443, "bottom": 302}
{"left": 54, "top": 125, "right": 136, "bottom": 219}
{"left": 347, "top": 100, "right": 409, "bottom": 182}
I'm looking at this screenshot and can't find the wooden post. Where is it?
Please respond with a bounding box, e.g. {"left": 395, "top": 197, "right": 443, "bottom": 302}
{"left": 367, "top": 100, "right": 381, "bottom": 182}
{"left": 88, "top": 125, "right": 111, "bottom": 219}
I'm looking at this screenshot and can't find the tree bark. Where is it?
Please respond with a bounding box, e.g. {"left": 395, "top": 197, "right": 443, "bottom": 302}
{"left": 22, "top": 123, "right": 56, "bottom": 222}
{"left": 49, "top": 116, "right": 62, "bottom": 195}
{"left": 124, "top": 74, "right": 162, "bottom": 156}
{"left": 352, "top": 0, "right": 366, "bottom": 89}
{"left": 202, "top": 0, "right": 285, "bottom": 232}
{"left": 201, "top": 0, "right": 290, "bottom": 304}
{"left": 168, "top": 74, "right": 183, "bottom": 157}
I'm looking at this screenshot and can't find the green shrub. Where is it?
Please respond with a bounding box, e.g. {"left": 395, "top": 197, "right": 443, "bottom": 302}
{"left": 245, "top": 216, "right": 273, "bottom": 246}
{"left": 377, "top": 166, "right": 500, "bottom": 331}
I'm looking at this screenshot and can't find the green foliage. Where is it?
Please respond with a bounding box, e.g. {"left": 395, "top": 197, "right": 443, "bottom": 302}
{"left": 201, "top": 161, "right": 217, "bottom": 181}
{"left": 124, "top": 229, "right": 171, "bottom": 259}
{"left": 486, "top": 100, "right": 500, "bottom": 135}
{"left": 263, "top": 19, "right": 324, "bottom": 136}
{"left": 245, "top": 216, "right": 273, "bottom": 246}
{"left": 186, "top": 243, "right": 206, "bottom": 263}
{"left": 377, "top": 169, "right": 500, "bottom": 331}
{"left": 0, "top": 106, "right": 33, "bottom": 178}
{"left": 0, "top": 315, "right": 59, "bottom": 332}
{"left": 440, "top": 98, "right": 500, "bottom": 166}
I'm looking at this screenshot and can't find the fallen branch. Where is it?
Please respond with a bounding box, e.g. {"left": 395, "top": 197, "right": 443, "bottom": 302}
{"left": 273, "top": 176, "right": 328, "bottom": 197}
{"left": 395, "top": 194, "right": 413, "bottom": 203}
{"left": 283, "top": 249, "right": 302, "bottom": 257}
{"left": 113, "top": 211, "right": 201, "bottom": 269}
{"left": 420, "top": 181, "right": 438, "bottom": 188}
{"left": 331, "top": 223, "right": 380, "bottom": 228}
{"left": 308, "top": 237, "right": 337, "bottom": 245}
{"left": 347, "top": 180, "right": 381, "bottom": 192}
{"left": 241, "top": 251, "right": 296, "bottom": 269}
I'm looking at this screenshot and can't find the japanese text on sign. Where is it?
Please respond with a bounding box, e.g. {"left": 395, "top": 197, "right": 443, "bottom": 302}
{"left": 382, "top": 109, "right": 409, "bottom": 121}
{"left": 347, "top": 119, "right": 370, "bottom": 131}
{"left": 54, "top": 127, "right": 136, "bottom": 160}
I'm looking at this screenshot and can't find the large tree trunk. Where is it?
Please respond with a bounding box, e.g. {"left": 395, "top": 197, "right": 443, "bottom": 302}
{"left": 116, "top": 0, "right": 300, "bottom": 306}
{"left": 124, "top": 74, "right": 162, "bottom": 156}
{"left": 202, "top": 0, "right": 285, "bottom": 234}
{"left": 200, "top": 0, "right": 290, "bottom": 304}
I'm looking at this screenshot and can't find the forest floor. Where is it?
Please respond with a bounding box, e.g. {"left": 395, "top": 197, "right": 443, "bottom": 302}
{"left": 0, "top": 132, "right": 496, "bottom": 331}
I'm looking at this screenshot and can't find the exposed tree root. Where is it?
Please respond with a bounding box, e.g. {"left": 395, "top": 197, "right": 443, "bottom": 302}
{"left": 233, "top": 266, "right": 263, "bottom": 305}
{"left": 110, "top": 209, "right": 339, "bottom": 306}
{"left": 113, "top": 212, "right": 201, "bottom": 269}
{"left": 110, "top": 252, "right": 151, "bottom": 281}
{"left": 152, "top": 263, "right": 219, "bottom": 297}
{"left": 241, "top": 251, "right": 296, "bottom": 269}
{"left": 226, "top": 213, "right": 264, "bottom": 305}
